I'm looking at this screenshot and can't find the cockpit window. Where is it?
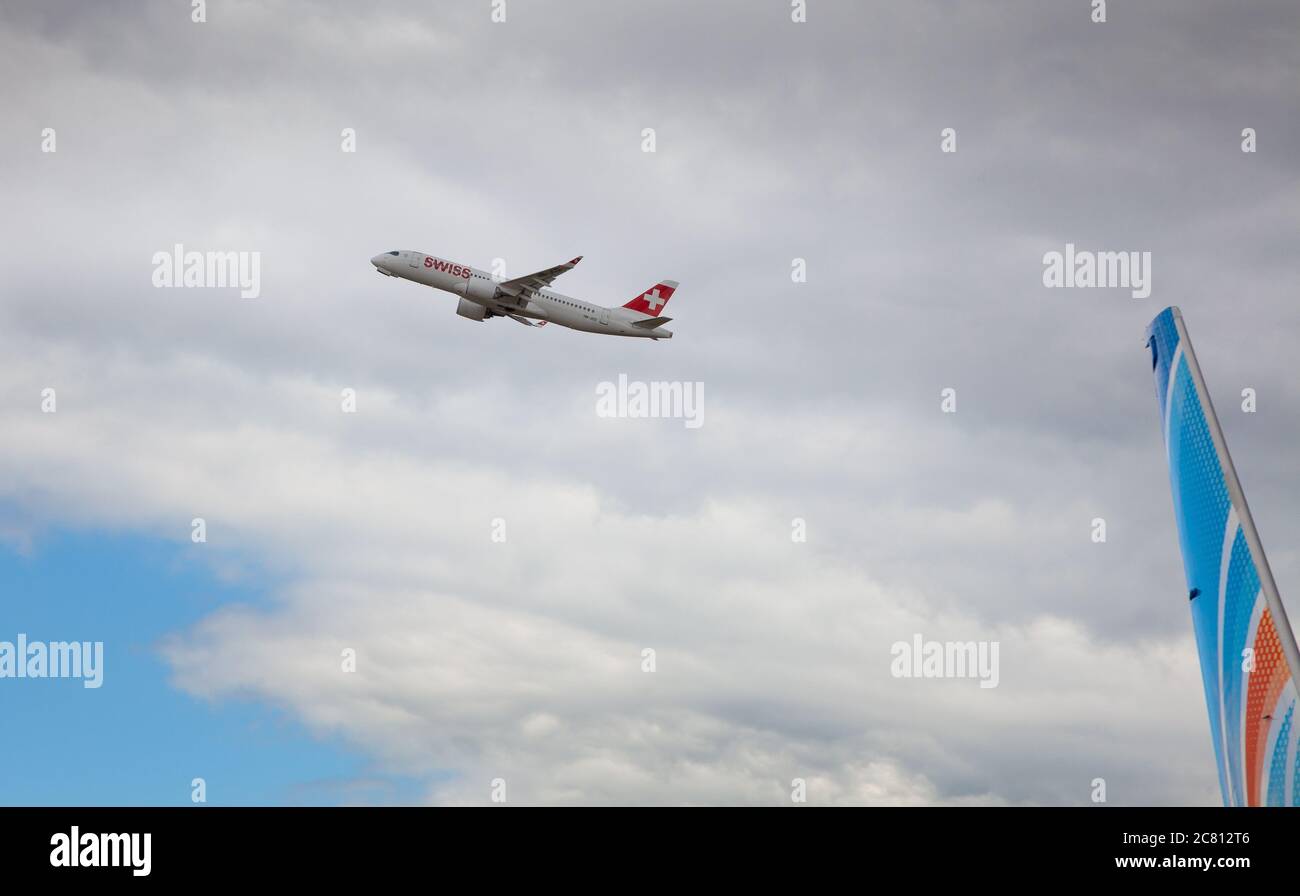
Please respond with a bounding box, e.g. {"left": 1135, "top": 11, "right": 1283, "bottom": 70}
{"left": 387, "top": 250, "right": 400, "bottom": 256}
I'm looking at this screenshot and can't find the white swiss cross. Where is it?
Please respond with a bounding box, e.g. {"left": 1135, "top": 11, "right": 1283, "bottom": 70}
{"left": 643, "top": 288, "right": 664, "bottom": 311}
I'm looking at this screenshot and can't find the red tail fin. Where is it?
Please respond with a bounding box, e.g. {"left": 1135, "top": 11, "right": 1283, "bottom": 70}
{"left": 623, "top": 280, "right": 679, "bottom": 315}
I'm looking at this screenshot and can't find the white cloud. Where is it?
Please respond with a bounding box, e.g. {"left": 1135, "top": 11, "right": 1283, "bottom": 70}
{"left": 0, "top": 341, "right": 1214, "bottom": 804}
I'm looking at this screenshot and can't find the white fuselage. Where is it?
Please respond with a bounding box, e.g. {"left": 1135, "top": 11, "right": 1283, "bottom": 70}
{"left": 370, "top": 250, "right": 672, "bottom": 339}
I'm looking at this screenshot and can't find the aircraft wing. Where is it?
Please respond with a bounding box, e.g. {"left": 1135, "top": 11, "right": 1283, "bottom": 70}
{"left": 498, "top": 256, "right": 582, "bottom": 296}
{"left": 1147, "top": 306, "right": 1300, "bottom": 806}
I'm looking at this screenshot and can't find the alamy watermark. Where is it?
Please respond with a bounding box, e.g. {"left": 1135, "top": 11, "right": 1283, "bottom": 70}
{"left": 0, "top": 634, "right": 103, "bottom": 688}
{"left": 1042, "top": 243, "right": 1151, "bottom": 299}
{"left": 596, "top": 374, "right": 704, "bottom": 429}
{"left": 50, "top": 827, "right": 150, "bottom": 877}
{"left": 890, "top": 634, "right": 999, "bottom": 688}
{"left": 151, "top": 243, "right": 261, "bottom": 298}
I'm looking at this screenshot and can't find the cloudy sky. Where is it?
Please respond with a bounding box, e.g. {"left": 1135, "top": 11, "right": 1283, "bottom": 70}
{"left": 1, "top": 0, "right": 1297, "bottom": 805}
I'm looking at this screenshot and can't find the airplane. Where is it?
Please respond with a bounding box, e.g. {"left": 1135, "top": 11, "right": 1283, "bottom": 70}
{"left": 370, "top": 250, "right": 678, "bottom": 340}
{"left": 1147, "top": 306, "right": 1300, "bottom": 806}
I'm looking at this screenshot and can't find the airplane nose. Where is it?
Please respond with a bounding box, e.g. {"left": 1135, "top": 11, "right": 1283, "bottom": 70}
{"left": 370, "top": 254, "right": 385, "bottom": 268}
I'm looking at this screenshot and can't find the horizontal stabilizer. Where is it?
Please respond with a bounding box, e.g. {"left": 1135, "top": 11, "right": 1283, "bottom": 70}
{"left": 631, "top": 316, "right": 672, "bottom": 329}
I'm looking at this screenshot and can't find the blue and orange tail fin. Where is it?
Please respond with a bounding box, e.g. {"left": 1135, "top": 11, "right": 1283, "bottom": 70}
{"left": 1147, "top": 306, "right": 1300, "bottom": 806}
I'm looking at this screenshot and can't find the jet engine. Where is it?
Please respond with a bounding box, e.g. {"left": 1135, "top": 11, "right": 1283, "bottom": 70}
{"left": 456, "top": 297, "right": 487, "bottom": 321}
{"left": 464, "top": 276, "right": 501, "bottom": 304}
